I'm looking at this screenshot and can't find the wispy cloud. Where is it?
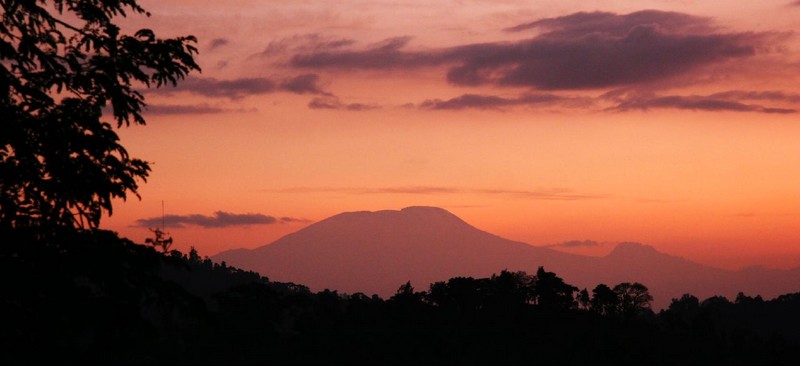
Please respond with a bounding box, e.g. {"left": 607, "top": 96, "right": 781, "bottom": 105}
{"left": 254, "top": 33, "right": 356, "bottom": 59}
{"left": 144, "top": 103, "right": 255, "bottom": 115}
{"left": 504, "top": 10, "right": 711, "bottom": 34}
{"left": 281, "top": 74, "right": 332, "bottom": 95}
{"left": 605, "top": 90, "right": 797, "bottom": 114}
{"left": 706, "top": 90, "right": 800, "bottom": 103}
{"left": 151, "top": 74, "right": 331, "bottom": 99}
{"left": 134, "top": 211, "right": 310, "bottom": 228}
{"left": 290, "top": 10, "right": 766, "bottom": 91}
{"left": 292, "top": 36, "right": 445, "bottom": 70}
{"left": 419, "top": 93, "right": 589, "bottom": 110}
{"left": 474, "top": 188, "right": 609, "bottom": 201}
{"left": 271, "top": 186, "right": 607, "bottom": 201}
{"left": 543, "top": 240, "right": 604, "bottom": 248}
{"left": 308, "top": 96, "right": 380, "bottom": 111}
{"left": 417, "top": 89, "right": 800, "bottom": 113}
{"left": 208, "top": 38, "right": 229, "bottom": 51}
{"left": 278, "top": 186, "right": 460, "bottom": 195}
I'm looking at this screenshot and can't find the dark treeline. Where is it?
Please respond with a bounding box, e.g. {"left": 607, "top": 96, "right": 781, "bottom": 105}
{"left": 2, "top": 229, "right": 800, "bottom": 365}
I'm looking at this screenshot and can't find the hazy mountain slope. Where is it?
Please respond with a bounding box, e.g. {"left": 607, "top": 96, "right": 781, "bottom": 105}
{"left": 215, "top": 206, "right": 800, "bottom": 308}
{"left": 216, "top": 207, "right": 585, "bottom": 296}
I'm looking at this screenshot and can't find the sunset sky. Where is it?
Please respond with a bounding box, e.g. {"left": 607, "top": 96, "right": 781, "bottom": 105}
{"left": 103, "top": 0, "right": 800, "bottom": 270}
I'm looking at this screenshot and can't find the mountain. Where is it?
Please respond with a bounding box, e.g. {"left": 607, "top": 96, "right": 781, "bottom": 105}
{"left": 214, "top": 206, "right": 800, "bottom": 308}
{"left": 215, "top": 207, "right": 584, "bottom": 297}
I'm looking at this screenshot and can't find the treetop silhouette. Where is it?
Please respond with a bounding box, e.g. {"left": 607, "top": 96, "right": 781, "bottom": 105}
{"left": 1, "top": 0, "right": 199, "bottom": 231}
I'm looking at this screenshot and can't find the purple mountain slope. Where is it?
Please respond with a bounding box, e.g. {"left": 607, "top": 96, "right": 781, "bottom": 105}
{"left": 214, "top": 206, "right": 800, "bottom": 308}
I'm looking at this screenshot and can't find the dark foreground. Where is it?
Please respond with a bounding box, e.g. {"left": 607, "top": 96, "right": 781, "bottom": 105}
{"left": 2, "top": 229, "right": 799, "bottom": 365}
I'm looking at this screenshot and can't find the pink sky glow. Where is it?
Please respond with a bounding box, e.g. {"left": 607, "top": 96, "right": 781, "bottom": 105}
{"left": 102, "top": 0, "right": 800, "bottom": 270}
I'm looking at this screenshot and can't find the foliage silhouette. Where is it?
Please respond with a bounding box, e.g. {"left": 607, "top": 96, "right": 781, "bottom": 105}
{"left": 146, "top": 227, "right": 173, "bottom": 252}
{"left": 614, "top": 282, "right": 653, "bottom": 318}
{"left": 592, "top": 283, "right": 622, "bottom": 316}
{"left": 0, "top": 0, "right": 199, "bottom": 231}
{"left": 532, "top": 266, "right": 578, "bottom": 309}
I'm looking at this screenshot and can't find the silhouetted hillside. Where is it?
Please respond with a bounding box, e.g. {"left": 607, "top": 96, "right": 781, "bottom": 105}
{"left": 4, "top": 227, "right": 800, "bottom": 365}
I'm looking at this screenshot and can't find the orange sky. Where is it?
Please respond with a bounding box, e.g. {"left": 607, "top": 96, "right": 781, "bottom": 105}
{"left": 103, "top": 0, "right": 800, "bottom": 270}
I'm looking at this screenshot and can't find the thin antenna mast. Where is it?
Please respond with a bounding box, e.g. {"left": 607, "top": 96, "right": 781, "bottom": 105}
{"left": 146, "top": 200, "right": 172, "bottom": 252}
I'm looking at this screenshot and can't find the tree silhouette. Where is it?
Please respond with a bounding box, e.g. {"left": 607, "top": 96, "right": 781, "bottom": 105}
{"left": 1, "top": 0, "right": 199, "bottom": 232}
{"left": 665, "top": 293, "right": 700, "bottom": 326}
{"left": 576, "top": 288, "right": 590, "bottom": 310}
{"left": 144, "top": 227, "right": 173, "bottom": 252}
{"left": 426, "top": 276, "right": 482, "bottom": 311}
{"left": 390, "top": 281, "right": 424, "bottom": 304}
{"left": 614, "top": 282, "right": 653, "bottom": 318}
{"left": 489, "top": 270, "right": 534, "bottom": 308}
{"left": 532, "top": 266, "right": 578, "bottom": 309}
{"left": 590, "top": 283, "right": 620, "bottom": 316}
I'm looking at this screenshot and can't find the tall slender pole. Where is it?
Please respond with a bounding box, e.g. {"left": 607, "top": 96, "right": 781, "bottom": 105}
{"left": 162, "top": 200, "right": 165, "bottom": 231}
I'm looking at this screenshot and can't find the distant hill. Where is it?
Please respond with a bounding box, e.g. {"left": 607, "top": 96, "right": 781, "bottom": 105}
{"left": 214, "top": 206, "right": 800, "bottom": 308}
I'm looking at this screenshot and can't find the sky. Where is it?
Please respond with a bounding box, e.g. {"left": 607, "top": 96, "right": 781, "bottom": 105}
{"left": 102, "top": 0, "right": 800, "bottom": 270}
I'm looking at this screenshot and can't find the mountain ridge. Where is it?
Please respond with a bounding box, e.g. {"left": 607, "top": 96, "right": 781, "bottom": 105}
{"left": 214, "top": 206, "right": 800, "bottom": 308}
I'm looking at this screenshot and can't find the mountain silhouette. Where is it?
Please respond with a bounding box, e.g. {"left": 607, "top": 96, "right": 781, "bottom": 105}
{"left": 215, "top": 206, "right": 800, "bottom": 308}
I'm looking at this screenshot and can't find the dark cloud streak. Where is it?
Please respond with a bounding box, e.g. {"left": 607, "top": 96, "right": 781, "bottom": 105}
{"left": 608, "top": 91, "right": 798, "bottom": 114}
{"left": 272, "top": 186, "right": 607, "bottom": 201}
{"left": 504, "top": 10, "right": 711, "bottom": 35}
{"left": 152, "top": 74, "right": 331, "bottom": 99}
{"left": 280, "top": 74, "right": 331, "bottom": 95}
{"left": 420, "top": 93, "right": 584, "bottom": 110}
{"left": 134, "top": 211, "right": 309, "bottom": 228}
{"left": 290, "top": 10, "right": 765, "bottom": 91}
{"left": 256, "top": 34, "right": 356, "bottom": 58}
{"left": 208, "top": 38, "right": 229, "bottom": 51}
{"left": 707, "top": 90, "right": 800, "bottom": 103}
{"left": 544, "top": 240, "right": 603, "bottom": 248}
{"left": 308, "top": 96, "right": 380, "bottom": 111}
{"left": 159, "top": 77, "right": 277, "bottom": 99}
{"left": 292, "top": 36, "right": 443, "bottom": 70}
{"left": 446, "top": 27, "right": 755, "bottom": 90}
{"left": 145, "top": 103, "right": 254, "bottom": 115}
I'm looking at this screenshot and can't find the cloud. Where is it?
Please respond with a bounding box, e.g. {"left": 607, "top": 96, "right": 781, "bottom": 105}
{"left": 544, "top": 240, "right": 604, "bottom": 248}
{"left": 419, "top": 93, "right": 587, "bottom": 110}
{"left": 474, "top": 188, "right": 609, "bottom": 201}
{"left": 280, "top": 74, "right": 331, "bottom": 95}
{"left": 420, "top": 89, "right": 800, "bottom": 114}
{"left": 272, "top": 186, "right": 607, "bottom": 201}
{"left": 292, "top": 36, "right": 442, "bottom": 70}
{"left": 208, "top": 38, "right": 229, "bottom": 51}
{"left": 706, "top": 90, "right": 800, "bottom": 103}
{"left": 157, "top": 77, "right": 277, "bottom": 99}
{"left": 504, "top": 10, "right": 711, "bottom": 35}
{"left": 446, "top": 14, "right": 757, "bottom": 90}
{"left": 290, "top": 10, "right": 766, "bottom": 90}
{"left": 255, "top": 34, "right": 356, "bottom": 59}
{"left": 153, "top": 74, "right": 331, "bottom": 99}
{"left": 607, "top": 90, "right": 798, "bottom": 113}
{"left": 308, "top": 96, "right": 380, "bottom": 111}
{"left": 144, "top": 103, "right": 254, "bottom": 115}
{"left": 281, "top": 186, "right": 460, "bottom": 195}
{"left": 134, "top": 211, "right": 309, "bottom": 228}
